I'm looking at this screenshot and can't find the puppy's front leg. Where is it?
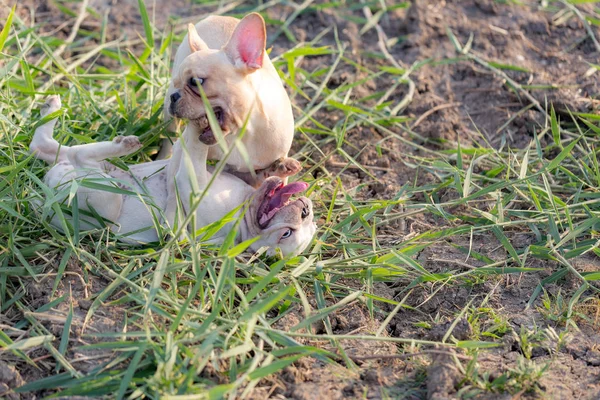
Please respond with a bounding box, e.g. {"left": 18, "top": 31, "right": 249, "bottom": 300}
{"left": 157, "top": 83, "right": 180, "bottom": 160}
{"left": 166, "top": 128, "right": 210, "bottom": 230}
{"left": 175, "top": 133, "right": 210, "bottom": 188}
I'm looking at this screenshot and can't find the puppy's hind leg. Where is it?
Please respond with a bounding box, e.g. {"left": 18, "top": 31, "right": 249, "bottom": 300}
{"left": 30, "top": 95, "right": 69, "bottom": 164}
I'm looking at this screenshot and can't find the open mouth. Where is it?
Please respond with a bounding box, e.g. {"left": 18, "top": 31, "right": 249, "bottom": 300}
{"left": 257, "top": 180, "right": 309, "bottom": 228}
{"left": 196, "top": 107, "right": 225, "bottom": 145}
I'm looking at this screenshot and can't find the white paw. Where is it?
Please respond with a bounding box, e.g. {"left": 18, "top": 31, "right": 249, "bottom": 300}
{"left": 113, "top": 135, "right": 142, "bottom": 151}
{"left": 41, "top": 95, "right": 61, "bottom": 117}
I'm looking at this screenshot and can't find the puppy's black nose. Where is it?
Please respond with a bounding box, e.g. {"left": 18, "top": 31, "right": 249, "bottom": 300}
{"left": 170, "top": 91, "right": 181, "bottom": 104}
{"left": 300, "top": 199, "right": 310, "bottom": 219}
{"left": 301, "top": 207, "right": 309, "bottom": 219}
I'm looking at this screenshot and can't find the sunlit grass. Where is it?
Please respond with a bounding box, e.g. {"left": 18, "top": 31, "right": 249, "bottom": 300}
{"left": 1, "top": 1, "right": 600, "bottom": 398}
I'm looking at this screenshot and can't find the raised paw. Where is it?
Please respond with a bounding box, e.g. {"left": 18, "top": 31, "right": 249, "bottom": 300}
{"left": 113, "top": 135, "right": 142, "bottom": 151}
{"left": 267, "top": 157, "right": 302, "bottom": 178}
{"left": 40, "top": 95, "right": 61, "bottom": 117}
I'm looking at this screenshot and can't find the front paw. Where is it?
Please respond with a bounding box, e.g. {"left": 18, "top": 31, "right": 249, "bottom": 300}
{"left": 267, "top": 157, "right": 302, "bottom": 178}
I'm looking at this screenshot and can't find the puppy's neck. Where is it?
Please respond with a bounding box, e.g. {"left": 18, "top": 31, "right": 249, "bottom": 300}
{"left": 239, "top": 196, "right": 261, "bottom": 243}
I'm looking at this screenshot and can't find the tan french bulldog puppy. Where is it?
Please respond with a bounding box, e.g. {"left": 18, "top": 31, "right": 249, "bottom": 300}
{"left": 162, "top": 13, "right": 300, "bottom": 187}
{"left": 30, "top": 96, "right": 316, "bottom": 257}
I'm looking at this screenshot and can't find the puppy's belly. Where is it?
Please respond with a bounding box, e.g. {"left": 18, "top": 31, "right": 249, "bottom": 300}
{"left": 113, "top": 165, "right": 169, "bottom": 244}
{"left": 44, "top": 162, "right": 75, "bottom": 188}
{"left": 44, "top": 162, "right": 124, "bottom": 230}
{"left": 115, "top": 195, "right": 164, "bottom": 243}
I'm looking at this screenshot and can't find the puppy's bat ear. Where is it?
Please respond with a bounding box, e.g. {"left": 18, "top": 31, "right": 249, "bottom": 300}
{"left": 188, "top": 23, "right": 208, "bottom": 52}
{"left": 224, "top": 13, "right": 266, "bottom": 72}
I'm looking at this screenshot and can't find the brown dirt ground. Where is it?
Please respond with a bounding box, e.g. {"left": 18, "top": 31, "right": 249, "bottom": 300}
{"left": 2, "top": 0, "right": 600, "bottom": 399}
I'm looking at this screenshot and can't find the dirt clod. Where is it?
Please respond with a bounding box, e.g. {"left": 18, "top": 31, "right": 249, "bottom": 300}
{"left": 0, "top": 361, "right": 24, "bottom": 400}
{"left": 427, "top": 318, "right": 473, "bottom": 342}
{"left": 427, "top": 348, "right": 460, "bottom": 400}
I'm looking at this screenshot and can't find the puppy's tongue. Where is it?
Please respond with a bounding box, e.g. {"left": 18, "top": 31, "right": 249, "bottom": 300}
{"left": 268, "top": 182, "right": 308, "bottom": 209}
{"left": 259, "top": 182, "right": 309, "bottom": 227}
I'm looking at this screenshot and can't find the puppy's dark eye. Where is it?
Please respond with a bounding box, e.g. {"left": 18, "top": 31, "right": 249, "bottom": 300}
{"left": 281, "top": 229, "right": 293, "bottom": 240}
{"left": 301, "top": 207, "right": 309, "bottom": 219}
{"left": 188, "top": 77, "right": 205, "bottom": 90}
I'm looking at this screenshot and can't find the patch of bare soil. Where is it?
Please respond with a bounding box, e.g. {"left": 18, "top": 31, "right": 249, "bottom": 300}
{"left": 1, "top": 253, "right": 125, "bottom": 399}
{"left": 2, "top": 0, "right": 194, "bottom": 36}
{"left": 256, "top": 302, "right": 424, "bottom": 400}
{"left": 391, "top": 0, "right": 599, "bottom": 147}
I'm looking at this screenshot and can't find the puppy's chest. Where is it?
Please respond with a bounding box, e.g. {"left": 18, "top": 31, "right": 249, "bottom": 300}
{"left": 201, "top": 182, "right": 248, "bottom": 209}
{"left": 193, "top": 178, "right": 253, "bottom": 223}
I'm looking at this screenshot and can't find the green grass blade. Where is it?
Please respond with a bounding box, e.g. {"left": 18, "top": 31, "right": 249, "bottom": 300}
{"left": 0, "top": 4, "right": 15, "bottom": 52}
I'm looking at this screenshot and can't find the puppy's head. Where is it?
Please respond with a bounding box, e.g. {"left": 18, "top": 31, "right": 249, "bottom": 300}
{"left": 247, "top": 177, "right": 316, "bottom": 257}
{"left": 169, "top": 13, "right": 267, "bottom": 145}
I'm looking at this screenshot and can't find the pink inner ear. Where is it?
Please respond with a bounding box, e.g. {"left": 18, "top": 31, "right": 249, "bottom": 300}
{"left": 236, "top": 23, "right": 265, "bottom": 68}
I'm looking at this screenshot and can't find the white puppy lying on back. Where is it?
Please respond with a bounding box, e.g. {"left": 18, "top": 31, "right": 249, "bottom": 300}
{"left": 30, "top": 96, "right": 316, "bottom": 257}
{"left": 161, "top": 13, "right": 301, "bottom": 186}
